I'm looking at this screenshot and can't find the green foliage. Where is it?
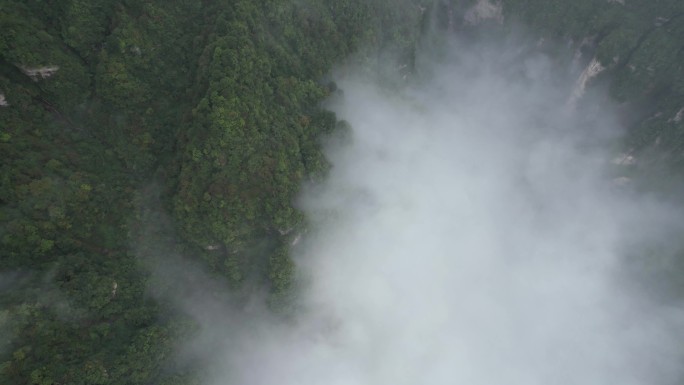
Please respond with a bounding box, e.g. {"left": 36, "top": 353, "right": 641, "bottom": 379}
{"left": 1, "top": 0, "right": 429, "bottom": 383}
{"left": 267, "top": 243, "right": 297, "bottom": 312}
{"left": 171, "top": 0, "right": 428, "bottom": 255}
{"left": 2, "top": 0, "right": 683, "bottom": 382}
{"left": 0, "top": 0, "right": 202, "bottom": 383}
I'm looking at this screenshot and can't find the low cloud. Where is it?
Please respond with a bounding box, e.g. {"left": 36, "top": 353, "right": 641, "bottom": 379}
{"left": 188, "top": 35, "right": 684, "bottom": 385}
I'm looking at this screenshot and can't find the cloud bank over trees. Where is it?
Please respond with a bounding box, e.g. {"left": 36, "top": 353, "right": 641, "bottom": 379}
{"left": 185, "top": 36, "right": 684, "bottom": 385}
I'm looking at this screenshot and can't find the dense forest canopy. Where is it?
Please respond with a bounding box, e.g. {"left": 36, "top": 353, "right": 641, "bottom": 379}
{"left": 1, "top": 0, "right": 683, "bottom": 383}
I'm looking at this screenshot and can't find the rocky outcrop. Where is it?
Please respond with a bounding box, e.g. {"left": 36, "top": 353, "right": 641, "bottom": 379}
{"left": 567, "top": 57, "right": 605, "bottom": 107}
{"left": 464, "top": 0, "right": 503, "bottom": 25}
{"left": 19, "top": 65, "right": 60, "bottom": 81}
{"left": 0, "top": 93, "right": 7, "bottom": 107}
{"left": 612, "top": 153, "right": 637, "bottom": 165}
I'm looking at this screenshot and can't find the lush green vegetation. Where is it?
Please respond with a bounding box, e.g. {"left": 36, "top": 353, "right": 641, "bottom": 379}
{"left": 0, "top": 0, "right": 427, "bottom": 383}
{"left": 1, "top": 0, "right": 683, "bottom": 383}
{"left": 1, "top": 1, "right": 206, "bottom": 383}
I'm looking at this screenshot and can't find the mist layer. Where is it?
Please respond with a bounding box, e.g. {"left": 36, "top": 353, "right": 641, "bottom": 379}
{"left": 208, "top": 38, "right": 684, "bottom": 385}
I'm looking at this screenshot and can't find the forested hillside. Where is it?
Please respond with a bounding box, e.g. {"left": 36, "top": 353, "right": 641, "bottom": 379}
{"left": 0, "top": 1, "right": 427, "bottom": 383}
{"left": 1, "top": 0, "right": 683, "bottom": 384}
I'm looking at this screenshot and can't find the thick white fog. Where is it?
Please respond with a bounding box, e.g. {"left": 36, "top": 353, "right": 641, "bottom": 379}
{"left": 195, "top": 38, "right": 684, "bottom": 385}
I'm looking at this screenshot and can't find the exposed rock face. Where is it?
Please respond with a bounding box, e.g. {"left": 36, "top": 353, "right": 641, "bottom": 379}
{"left": 278, "top": 227, "right": 293, "bottom": 236}
{"left": 671, "top": 107, "right": 684, "bottom": 123}
{"left": 0, "top": 93, "right": 7, "bottom": 107}
{"left": 290, "top": 233, "right": 302, "bottom": 246}
{"left": 567, "top": 57, "right": 605, "bottom": 107}
{"left": 612, "top": 153, "right": 637, "bottom": 165}
{"left": 464, "top": 0, "right": 503, "bottom": 25}
{"left": 19, "top": 65, "right": 60, "bottom": 81}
